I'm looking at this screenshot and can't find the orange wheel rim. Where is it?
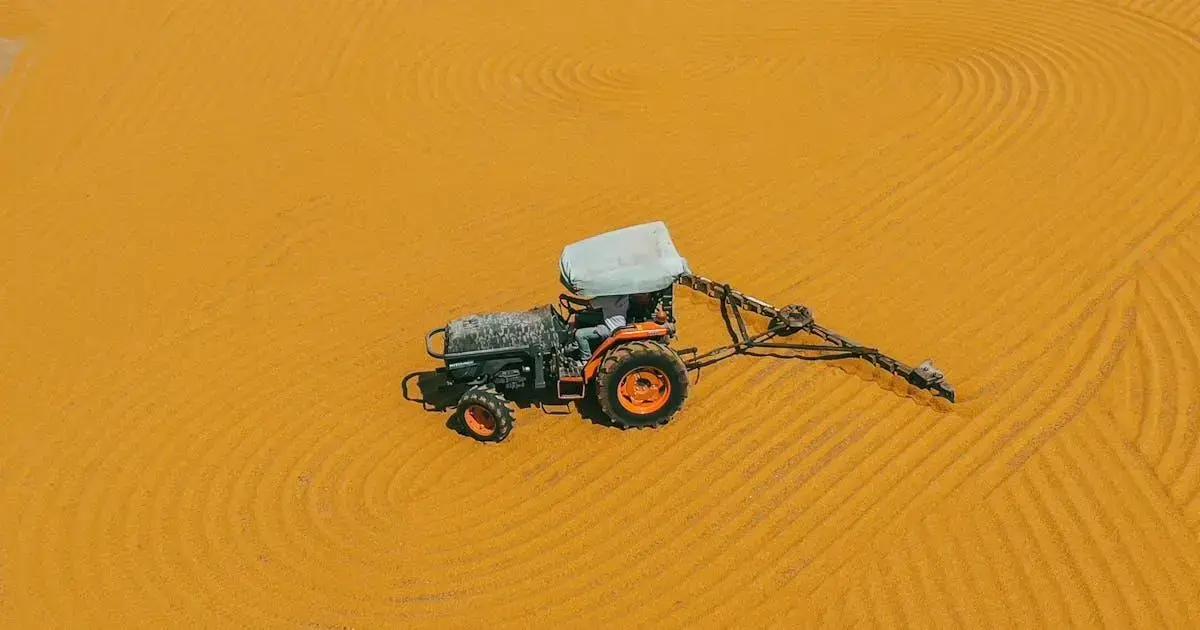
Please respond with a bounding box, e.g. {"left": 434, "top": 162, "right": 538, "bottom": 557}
{"left": 617, "top": 367, "right": 671, "bottom": 414}
{"left": 463, "top": 405, "right": 497, "bottom": 437}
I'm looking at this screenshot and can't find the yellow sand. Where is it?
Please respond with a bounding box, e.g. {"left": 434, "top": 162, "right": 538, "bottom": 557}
{"left": 3, "top": 0, "right": 1200, "bottom": 627}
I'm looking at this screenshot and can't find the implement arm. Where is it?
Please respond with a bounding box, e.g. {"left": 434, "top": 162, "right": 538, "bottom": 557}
{"left": 676, "top": 274, "right": 956, "bottom": 403}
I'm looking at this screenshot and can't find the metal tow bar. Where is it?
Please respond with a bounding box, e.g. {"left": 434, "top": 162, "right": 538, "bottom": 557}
{"left": 675, "top": 274, "right": 956, "bottom": 403}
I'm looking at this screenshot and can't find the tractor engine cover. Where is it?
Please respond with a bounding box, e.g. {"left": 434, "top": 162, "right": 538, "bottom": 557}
{"left": 444, "top": 306, "right": 564, "bottom": 354}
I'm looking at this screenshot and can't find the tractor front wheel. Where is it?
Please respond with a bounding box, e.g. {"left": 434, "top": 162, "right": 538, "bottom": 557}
{"left": 595, "top": 340, "right": 689, "bottom": 429}
{"left": 454, "top": 386, "right": 515, "bottom": 443}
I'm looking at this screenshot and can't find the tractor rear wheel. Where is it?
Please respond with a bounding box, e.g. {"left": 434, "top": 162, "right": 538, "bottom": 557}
{"left": 455, "top": 385, "right": 515, "bottom": 443}
{"left": 595, "top": 340, "right": 689, "bottom": 429}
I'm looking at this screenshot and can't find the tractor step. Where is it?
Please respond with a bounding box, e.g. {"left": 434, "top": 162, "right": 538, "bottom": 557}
{"left": 557, "top": 377, "right": 586, "bottom": 400}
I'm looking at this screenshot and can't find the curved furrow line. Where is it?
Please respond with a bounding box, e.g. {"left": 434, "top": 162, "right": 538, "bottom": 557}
{"left": 1139, "top": 258, "right": 1197, "bottom": 490}
{"left": 1113, "top": 0, "right": 1200, "bottom": 34}
{"left": 924, "top": 514, "right": 985, "bottom": 625}
{"left": 1106, "top": 317, "right": 1143, "bottom": 442}
{"left": 409, "top": 41, "right": 457, "bottom": 111}
{"left": 725, "top": 31, "right": 995, "bottom": 296}
{"left": 915, "top": 515, "right": 971, "bottom": 627}
{"left": 950, "top": 507, "right": 1014, "bottom": 626}
{"left": 984, "top": 502, "right": 1049, "bottom": 626}
{"left": 216, "top": 341, "right": 447, "bottom": 615}
{"left": 816, "top": 282, "right": 1123, "bottom": 532}
{"left": 884, "top": 540, "right": 922, "bottom": 627}
{"left": 449, "top": 367, "right": 879, "bottom": 610}
{"left": 38, "top": 335, "right": 305, "bottom": 622}
{"left": 1000, "top": 481, "right": 1088, "bottom": 625}
{"left": 917, "top": 281, "right": 1137, "bottom": 505}
{"left": 14, "top": 308, "right": 301, "bottom": 620}
{"left": 1130, "top": 285, "right": 1160, "bottom": 454}
{"left": 945, "top": 15, "right": 1200, "bottom": 393}
{"left": 598, "top": 391, "right": 912, "bottom": 603}
{"left": 556, "top": 57, "right": 646, "bottom": 103}
{"left": 1135, "top": 273, "right": 1173, "bottom": 465}
{"left": 288, "top": 392, "right": 412, "bottom": 538}
{"left": 1015, "top": 471, "right": 1105, "bottom": 625}
{"left": 778, "top": 20, "right": 1048, "bottom": 246}
{"left": 1080, "top": 421, "right": 1200, "bottom": 613}
{"left": 812, "top": 35, "right": 1104, "bottom": 350}
{"left": 677, "top": 415, "right": 962, "bottom": 624}
{"left": 658, "top": 399, "right": 936, "bottom": 625}
{"left": 753, "top": 54, "right": 975, "bottom": 299}
{"left": 154, "top": 342, "right": 396, "bottom": 619}
{"left": 257, "top": 428, "right": 425, "bottom": 611}
{"left": 1173, "top": 247, "right": 1200, "bottom": 506}
{"left": 862, "top": 514, "right": 952, "bottom": 627}
{"left": 366, "top": 425, "right": 698, "bottom": 581}
{"left": 889, "top": 282, "right": 1125, "bottom": 490}
{"left": 957, "top": 16, "right": 1177, "bottom": 315}
{"left": 483, "top": 48, "right": 585, "bottom": 118}
{"left": 705, "top": 285, "right": 1136, "bottom": 615}
{"left": 1090, "top": 417, "right": 1200, "bottom": 576}
{"left": 1031, "top": 449, "right": 1139, "bottom": 625}
{"left": 116, "top": 376, "right": 326, "bottom": 623}
{"left": 657, "top": 24, "right": 984, "bottom": 286}
{"left": 769, "top": 105, "right": 1028, "bottom": 354}
{"left": 848, "top": 22, "right": 1084, "bottom": 320}
{"left": 1055, "top": 427, "right": 1180, "bottom": 625}
{"left": 838, "top": 25, "right": 1053, "bottom": 242}
{"left": 54, "top": 285, "right": 400, "bottom": 619}
{"left": 390, "top": 42, "right": 651, "bottom": 121}
{"left": 830, "top": 0, "right": 1195, "bottom": 388}
{"left": 1147, "top": 243, "right": 1200, "bottom": 496}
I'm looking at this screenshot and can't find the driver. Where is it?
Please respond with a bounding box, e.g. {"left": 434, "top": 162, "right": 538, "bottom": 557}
{"left": 574, "top": 294, "right": 629, "bottom": 359}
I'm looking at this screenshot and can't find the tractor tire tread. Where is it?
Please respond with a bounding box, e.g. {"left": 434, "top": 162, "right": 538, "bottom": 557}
{"left": 595, "top": 339, "right": 689, "bottom": 429}
{"left": 456, "top": 385, "right": 516, "bottom": 443}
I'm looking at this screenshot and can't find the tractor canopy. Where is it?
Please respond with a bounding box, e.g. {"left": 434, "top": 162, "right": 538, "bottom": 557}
{"left": 559, "top": 221, "right": 691, "bottom": 298}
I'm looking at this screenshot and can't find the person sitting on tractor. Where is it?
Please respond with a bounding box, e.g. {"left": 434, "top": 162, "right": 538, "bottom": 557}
{"left": 570, "top": 293, "right": 669, "bottom": 359}
{"left": 573, "top": 294, "right": 629, "bottom": 359}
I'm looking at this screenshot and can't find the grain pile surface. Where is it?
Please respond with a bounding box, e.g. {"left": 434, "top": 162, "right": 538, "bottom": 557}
{"left": 3, "top": 0, "right": 1200, "bottom": 627}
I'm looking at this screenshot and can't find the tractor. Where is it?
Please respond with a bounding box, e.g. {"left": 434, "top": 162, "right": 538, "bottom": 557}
{"left": 423, "top": 221, "right": 954, "bottom": 443}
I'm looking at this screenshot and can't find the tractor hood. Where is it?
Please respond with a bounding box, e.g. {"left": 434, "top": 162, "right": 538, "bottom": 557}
{"left": 559, "top": 221, "right": 691, "bottom": 298}
{"left": 445, "top": 306, "right": 564, "bottom": 354}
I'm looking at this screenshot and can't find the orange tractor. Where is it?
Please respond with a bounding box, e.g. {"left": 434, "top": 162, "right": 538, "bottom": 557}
{"left": 423, "top": 222, "right": 954, "bottom": 443}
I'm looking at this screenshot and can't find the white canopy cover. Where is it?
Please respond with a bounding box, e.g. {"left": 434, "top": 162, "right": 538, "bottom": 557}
{"left": 559, "top": 221, "right": 691, "bottom": 297}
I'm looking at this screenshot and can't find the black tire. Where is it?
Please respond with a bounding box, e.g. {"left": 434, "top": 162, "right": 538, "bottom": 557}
{"left": 595, "top": 340, "right": 689, "bottom": 429}
{"left": 454, "top": 385, "right": 515, "bottom": 443}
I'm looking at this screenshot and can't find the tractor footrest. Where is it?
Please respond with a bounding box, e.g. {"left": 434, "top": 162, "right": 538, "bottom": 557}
{"left": 557, "top": 377, "right": 586, "bottom": 400}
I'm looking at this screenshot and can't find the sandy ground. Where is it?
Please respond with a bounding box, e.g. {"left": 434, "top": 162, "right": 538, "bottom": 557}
{"left": 3, "top": 0, "right": 1200, "bottom": 627}
{"left": 0, "top": 38, "right": 19, "bottom": 81}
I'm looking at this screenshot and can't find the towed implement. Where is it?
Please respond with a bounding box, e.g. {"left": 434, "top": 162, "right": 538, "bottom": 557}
{"left": 423, "top": 222, "right": 954, "bottom": 443}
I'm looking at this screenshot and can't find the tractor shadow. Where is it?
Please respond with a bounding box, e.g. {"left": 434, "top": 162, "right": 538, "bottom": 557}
{"left": 401, "top": 370, "right": 463, "bottom": 412}
{"left": 401, "top": 370, "right": 469, "bottom": 435}
{"left": 571, "top": 390, "right": 622, "bottom": 429}
{"left": 401, "top": 370, "right": 622, "bottom": 432}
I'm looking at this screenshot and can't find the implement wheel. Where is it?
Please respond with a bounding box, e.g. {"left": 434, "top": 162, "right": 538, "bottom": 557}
{"left": 454, "top": 386, "right": 515, "bottom": 443}
{"left": 595, "top": 340, "right": 689, "bottom": 429}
